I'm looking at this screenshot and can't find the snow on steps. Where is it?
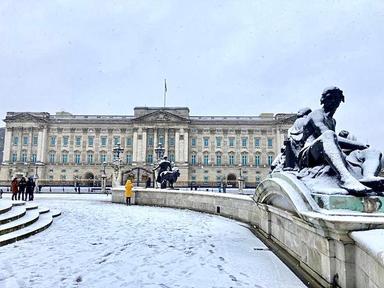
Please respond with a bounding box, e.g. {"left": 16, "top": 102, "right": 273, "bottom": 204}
{"left": 0, "top": 201, "right": 60, "bottom": 246}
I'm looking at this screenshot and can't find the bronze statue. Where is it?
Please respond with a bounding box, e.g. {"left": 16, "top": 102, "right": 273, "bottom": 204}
{"left": 272, "top": 87, "right": 383, "bottom": 195}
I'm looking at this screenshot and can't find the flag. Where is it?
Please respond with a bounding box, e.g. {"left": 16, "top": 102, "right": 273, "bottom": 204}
{"left": 164, "top": 79, "right": 167, "bottom": 93}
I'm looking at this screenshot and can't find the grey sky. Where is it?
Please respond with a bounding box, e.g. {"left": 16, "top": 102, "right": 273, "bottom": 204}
{"left": 1, "top": 1, "right": 383, "bottom": 150}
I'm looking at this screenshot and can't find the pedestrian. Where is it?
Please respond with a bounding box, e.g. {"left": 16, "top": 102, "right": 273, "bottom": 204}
{"left": 11, "top": 177, "right": 18, "bottom": 201}
{"left": 125, "top": 179, "right": 133, "bottom": 205}
{"left": 146, "top": 177, "right": 151, "bottom": 188}
{"left": 18, "top": 176, "right": 27, "bottom": 201}
{"left": 26, "top": 177, "right": 36, "bottom": 201}
{"left": 0, "top": 189, "right": 3, "bottom": 199}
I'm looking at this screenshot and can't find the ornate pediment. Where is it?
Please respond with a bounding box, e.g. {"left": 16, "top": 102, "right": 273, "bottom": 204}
{"left": 4, "top": 112, "right": 50, "bottom": 123}
{"left": 132, "top": 110, "right": 190, "bottom": 123}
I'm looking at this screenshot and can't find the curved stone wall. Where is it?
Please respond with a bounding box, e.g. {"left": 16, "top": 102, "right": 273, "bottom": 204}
{"left": 112, "top": 186, "right": 384, "bottom": 288}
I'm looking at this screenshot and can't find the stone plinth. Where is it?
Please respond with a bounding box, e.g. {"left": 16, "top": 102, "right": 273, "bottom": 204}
{"left": 111, "top": 186, "right": 136, "bottom": 205}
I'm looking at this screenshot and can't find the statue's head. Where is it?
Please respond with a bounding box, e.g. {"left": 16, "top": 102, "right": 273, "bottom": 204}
{"left": 163, "top": 156, "right": 168, "bottom": 160}
{"left": 320, "top": 87, "right": 345, "bottom": 113}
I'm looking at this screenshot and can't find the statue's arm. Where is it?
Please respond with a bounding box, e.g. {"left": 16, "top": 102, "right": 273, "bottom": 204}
{"left": 337, "top": 136, "right": 368, "bottom": 150}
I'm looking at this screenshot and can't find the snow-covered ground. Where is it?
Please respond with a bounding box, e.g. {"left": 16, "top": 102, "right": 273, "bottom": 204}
{"left": 0, "top": 194, "right": 305, "bottom": 288}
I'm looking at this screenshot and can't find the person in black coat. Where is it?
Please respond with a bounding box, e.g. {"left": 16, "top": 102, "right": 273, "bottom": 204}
{"left": 26, "top": 177, "right": 36, "bottom": 201}
{"left": 18, "top": 177, "right": 27, "bottom": 201}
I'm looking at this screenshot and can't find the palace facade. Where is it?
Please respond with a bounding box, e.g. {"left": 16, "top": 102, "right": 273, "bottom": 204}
{"left": 0, "top": 107, "right": 295, "bottom": 187}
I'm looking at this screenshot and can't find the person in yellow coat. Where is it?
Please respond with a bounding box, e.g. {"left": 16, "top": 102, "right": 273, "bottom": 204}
{"left": 125, "top": 179, "right": 133, "bottom": 205}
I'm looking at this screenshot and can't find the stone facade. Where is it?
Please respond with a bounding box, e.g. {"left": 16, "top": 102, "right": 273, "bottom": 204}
{"left": 0, "top": 107, "right": 294, "bottom": 186}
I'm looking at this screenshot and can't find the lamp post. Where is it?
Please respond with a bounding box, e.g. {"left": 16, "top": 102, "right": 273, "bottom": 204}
{"left": 238, "top": 164, "right": 244, "bottom": 193}
{"left": 33, "top": 163, "right": 40, "bottom": 193}
{"left": 112, "top": 143, "right": 124, "bottom": 187}
{"left": 153, "top": 143, "right": 165, "bottom": 188}
{"left": 154, "top": 143, "right": 165, "bottom": 161}
{"left": 101, "top": 161, "right": 107, "bottom": 194}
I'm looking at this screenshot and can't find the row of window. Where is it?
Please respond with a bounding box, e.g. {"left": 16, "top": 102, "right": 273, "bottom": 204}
{"left": 191, "top": 154, "right": 274, "bottom": 166}
{"left": 13, "top": 135, "right": 274, "bottom": 149}
{"left": 12, "top": 136, "right": 39, "bottom": 146}
{"left": 191, "top": 137, "right": 273, "bottom": 149}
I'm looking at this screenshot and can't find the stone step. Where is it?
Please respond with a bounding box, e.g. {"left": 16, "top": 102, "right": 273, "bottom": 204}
{"left": 38, "top": 207, "right": 50, "bottom": 214}
{"left": 12, "top": 200, "right": 26, "bottom": 207}
{"left": 51, "top": 209, "right": 61, "bottom": 218}
{"left": 0, "top": 206, "right": 27, "bottom": 225}
{"left": 25, "top": 203, "right": 38, "bottom": 210}
{"left": 0, "top": 212, "right": 53, "bottom": 247}
{"left": 0, "top": 201, "right": 12, "bottom": 215}
{"left": 0, "top": 210, "right": 40, "bottom": 236}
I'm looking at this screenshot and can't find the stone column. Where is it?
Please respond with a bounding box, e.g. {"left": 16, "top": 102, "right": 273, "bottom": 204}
{"left": 132, "top": 129, "right": 138, "bottom": 163}
{"left": 27, "top": 127, "right": 33, "bottom": 160}
{"left": 153, "top": 128, "right": 158, "bottom": 158}
{"left": 2, "top": 127, "right": 12, "bottom": 162}
{"left": 141, "top": 128, "right": 147, "bottom": 163}
{"left": 175, "top": 129, "right": 180, "bottom": 163}
{"left": 183, "top": 129, "right": 189, "bottom": 163}
{"left": 40, "top": 127, "right": 48, "bottom": 163}
{"left": 164, "top": 129, "right": 169, "bottom": 156}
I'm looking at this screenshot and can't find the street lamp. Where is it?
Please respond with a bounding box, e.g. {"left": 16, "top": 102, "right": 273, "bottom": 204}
{"left": 238, "top": 164, "right": 244, "bottom": 193}
{"left": 101, "top": 161, "right": 107, "bottom": 194}
{"left": 154, "top": 143, "right": 165, "bottom": 161}
{"left": 112, "top": 143, "right": 124, "bottom": 187}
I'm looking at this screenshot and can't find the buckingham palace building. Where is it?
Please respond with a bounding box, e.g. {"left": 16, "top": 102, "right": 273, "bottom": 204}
{"left": 0, "top": 107, "right": 295, "bottom": 187}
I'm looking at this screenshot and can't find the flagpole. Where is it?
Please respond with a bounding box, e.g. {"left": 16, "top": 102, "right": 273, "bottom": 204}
{"left": 164, "top": 79, "right": 167, "bottom": 107}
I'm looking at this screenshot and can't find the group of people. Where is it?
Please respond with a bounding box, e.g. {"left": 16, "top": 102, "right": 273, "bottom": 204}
{"left": 11, "top": 176, "right": 36, "bottom": 201}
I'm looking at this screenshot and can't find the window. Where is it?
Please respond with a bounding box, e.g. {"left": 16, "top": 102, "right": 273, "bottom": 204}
{"left": 50, "top": 136, "right": 56, "bottom": 146}
{"left": 191, "top": 138, "right": 196, "bottom": 147}
{"left": 126, "top": 137, "right": 132, "bottom": 146}
{"left": 191, "top": 154, "right": 196, "bottom": 165}
{"left": 33, "top": 136, "right": 38, "bottom": 146}
{"left": 268, "top": 138, "right": 273, "bottom": 148}
{"left": 256, "top": 176, "right": 261, "bottom": 185}
{"left": 229, "top": 154, "right": 235, "bottom": 165}
{"left": 75, "top": 153, "right": 81, "bottom": 164}
{"left": 31, "top": 154, "right": 37, "bottom": 163}
{"left": 12, "top": 153, "right": 17, "bottom": 162}
{"left": 23, "top": 136, "right": 28, "bottom": 145}
{"left": 169, "top": 154, "right": 175, "bottom": 162}
{"left": 126, "top": 154, "right": 132, "bottom": 164}
{"left": 216, "top": 154, "right": 222, "bottom": 166}
{"left": 159, "top": 136, "right": 164, "bottom": 145}
{"left": 203, "top": 137, "right": 209, "bottom": 147}
{"left": 61, "top": 175, "right": 67, "bottom": 180}
{"left": 241, "top": 137, "right": 248, "bottom": 148}
{"left": 255, "top": 138, "right": 260, "bottom": 148}
{"left": 169, "top": 137, "right": 175, "bottom": 147}
{"left": 255, "top": 155, "right": 261, "bottom": 167}
{"left": 63, "top": 136, "right": 69, "bottom": 147}
{"left": 203, "top": 176, "right": 209, "bottom": 184}
{"left": 241, "top": 154, "right": 248, "bottom": 166}
{"left": 87, "top": 153, "right": 94, "bottom": 164}
{"left": 203, "top": 154, "right": 209, "bottom": 166}
{"left": 21, "top": 153, "right": 27, "bottom": 162}
{"left": 147, "top": 154, "right": 153, "bottom": 164}
{"left": 229, "top": 137, "right": 235, "bottom": 147}
{"left": 13, "top": 136, "right": 18, "bottom": 146}
{"left": 268, "top": 155, "right": 274, "bottom": 166}
{"left": 113, "top": 136, "right": 120, "bottom": 146}
{"left": 75, "top": 136, "right": 81, "bottom": 147}
{"left": 101, "top": 136, "right": 107, "bottom": 147}
{"left": 100, "top": 153, "right": 107, "bottom": 163}
{"left": 216, "top": 137, "right": 222, "bottom": 148}
{"left": 49, "top": 152, "right": 55, "bottom": 164}
{"left": 62, "top": 153, "right": 68, "bottom": 164}
{"left": 88, "top": 136, "right": 94, "bottom": 147}
{"left": 147, "top": 136, "right": 154, "bottom": 147}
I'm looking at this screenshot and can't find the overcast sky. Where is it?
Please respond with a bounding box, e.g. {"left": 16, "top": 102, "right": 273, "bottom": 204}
{"left": 1, "top": 1, "right": 383, "bottom": 150}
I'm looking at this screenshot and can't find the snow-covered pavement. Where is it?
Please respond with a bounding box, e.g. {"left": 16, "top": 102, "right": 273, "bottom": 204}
{"left": 0, "top": 194, "right": 306, "bottom": 288}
